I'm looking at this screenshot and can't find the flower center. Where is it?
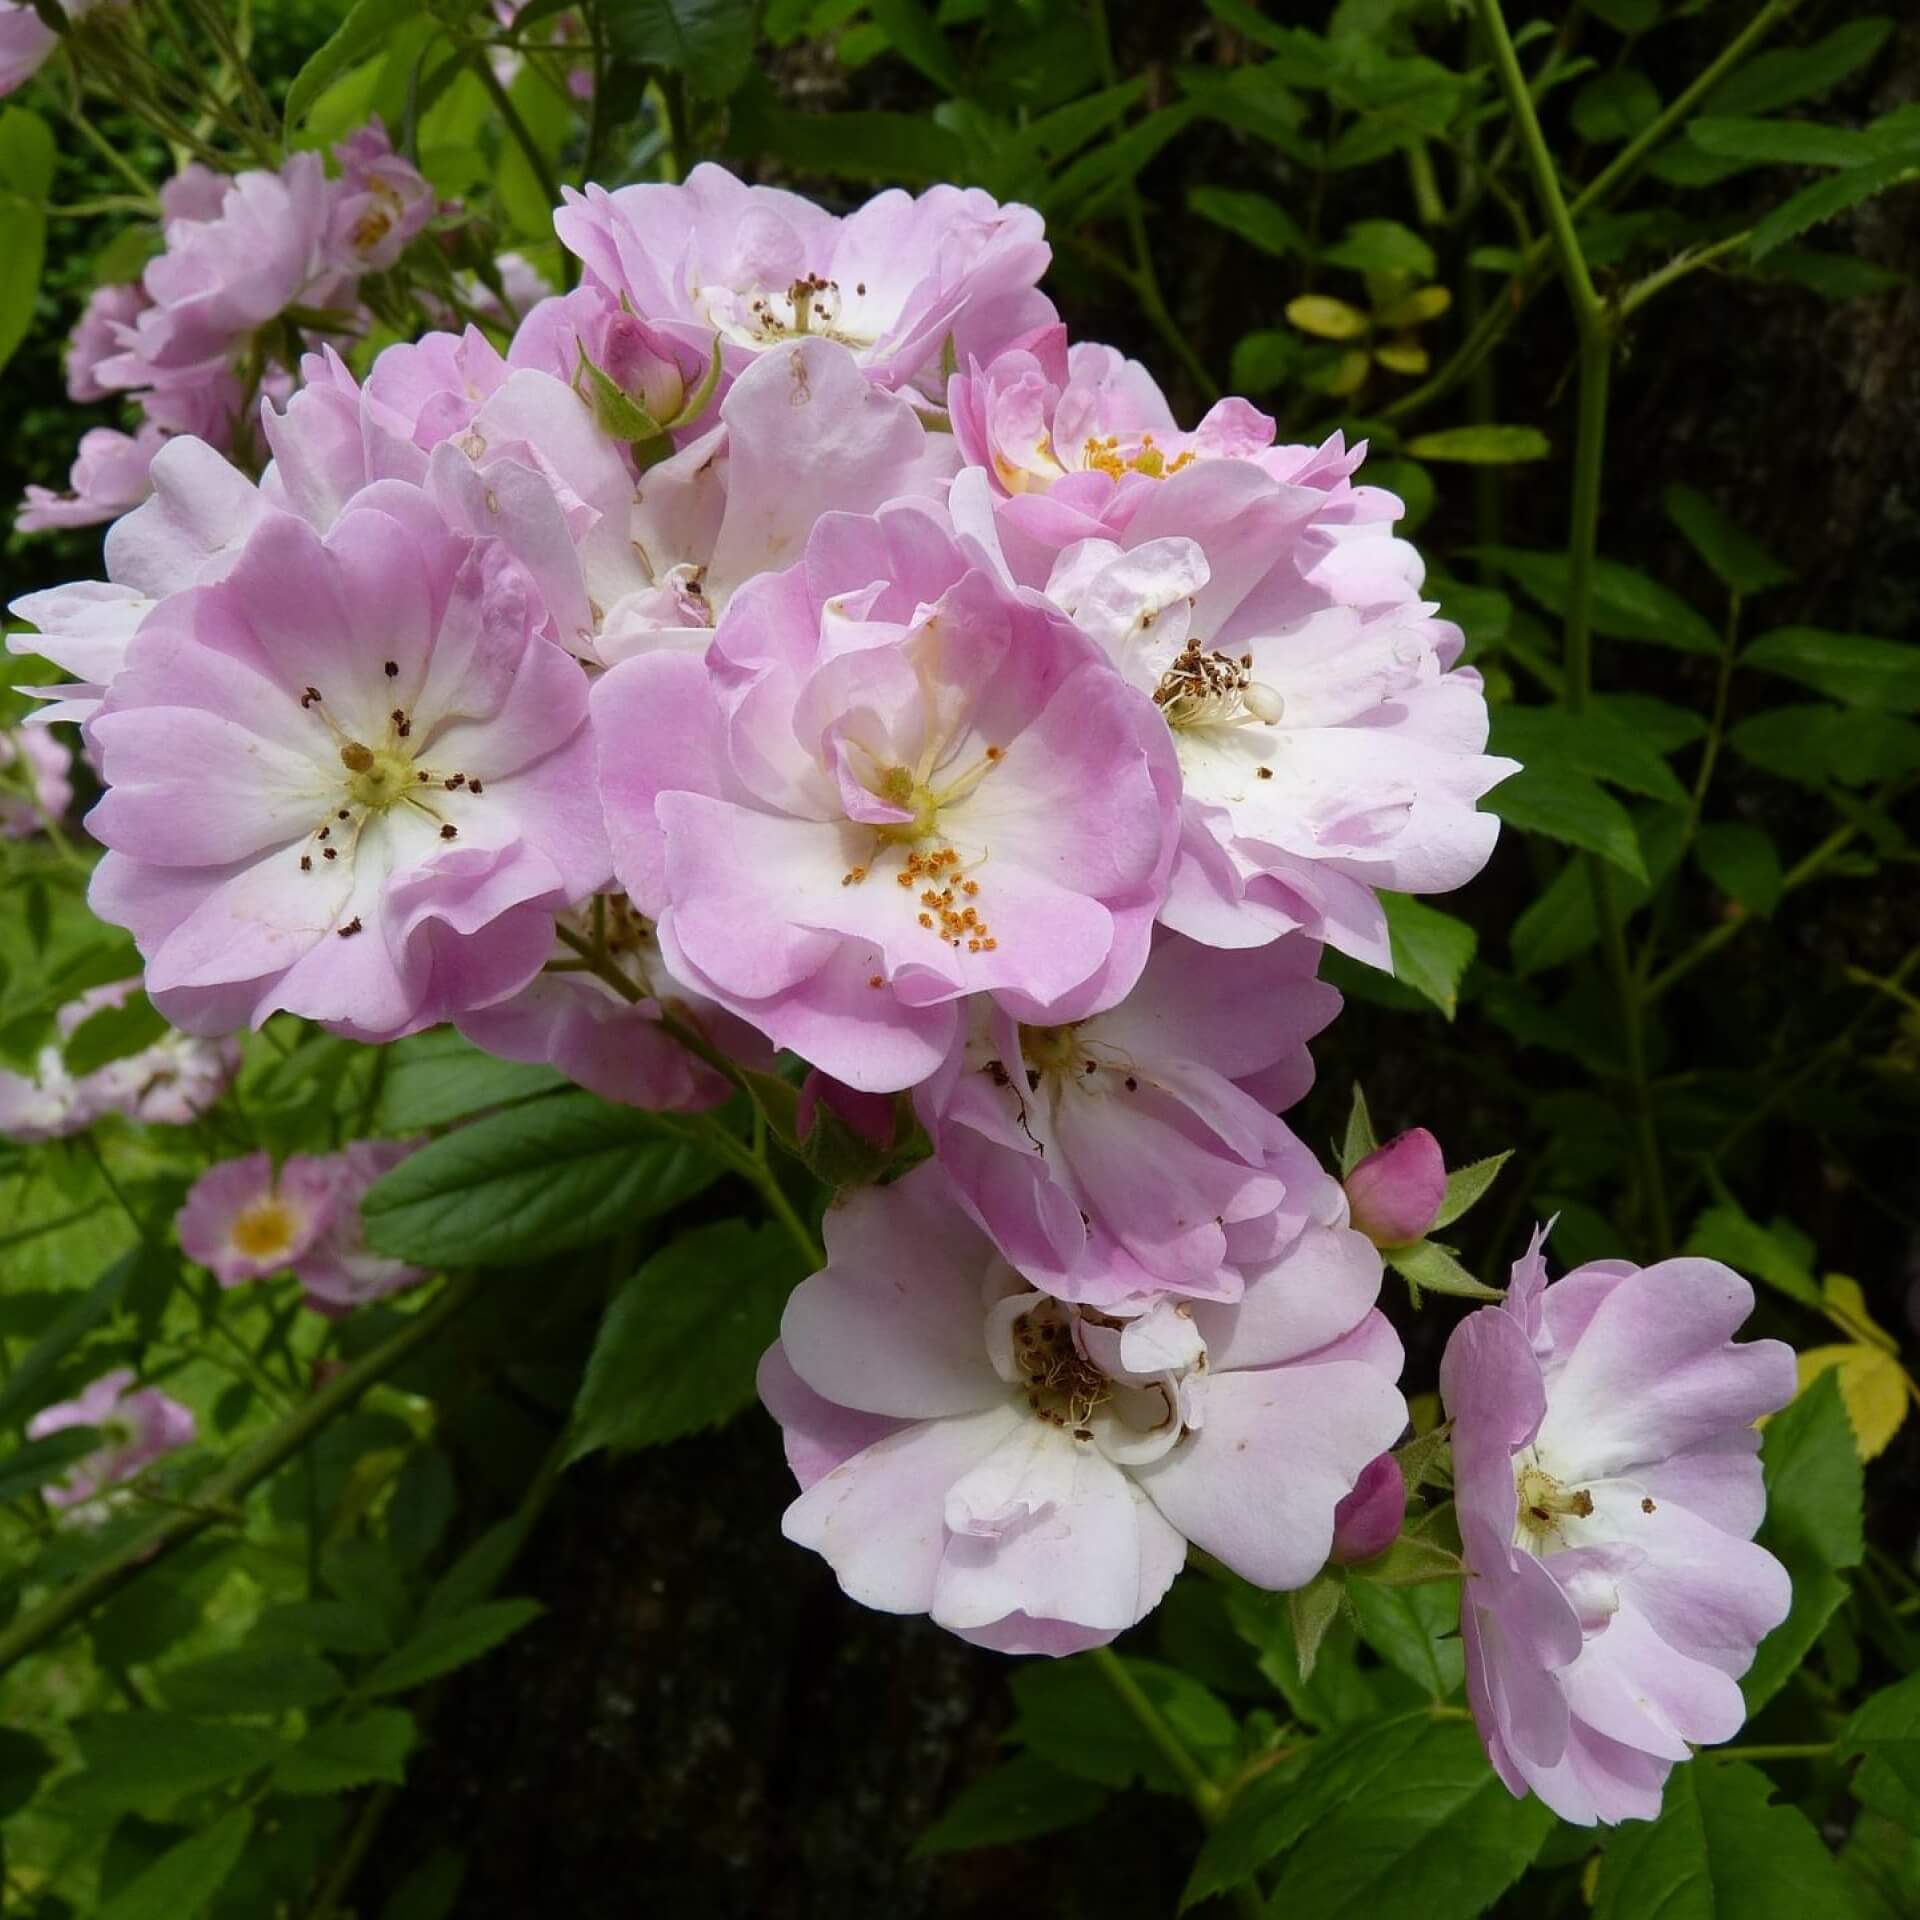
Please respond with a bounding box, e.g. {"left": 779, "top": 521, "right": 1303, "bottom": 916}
{"left": 1019, "top": 1021, "right": 1084, "bottom": 1078}
{"left": 1153, "top": 638, "right": 1285, "bottom": 732}
{"left": 339, "top": 739, "right": 415, "bottom": 812}
{"left": 1080, "top": 432, "right": 1197, "bottom": 482}
{"left": 1011, "top": 1302, "right": 1111, "bottom": 1436}
{"left": 1514, "top": 1460, "right": 1594, "bottom": 1552}
{"left": 231, "top": 1198, "right": 300, "bottom": 1262}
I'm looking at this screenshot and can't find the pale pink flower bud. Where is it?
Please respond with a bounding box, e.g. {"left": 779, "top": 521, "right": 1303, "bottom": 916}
{"left": 1329, "top": 1451, "right": 1405, "bottom": 1564}
{"left": 795, "top": 1069, "right": 896, "bottom": 1154}
{"left": 1345, "top": 1128, "right": 1446, "bottom": 1246}
{"left": 601, "top": 312, "right": 686, "bottom": 422}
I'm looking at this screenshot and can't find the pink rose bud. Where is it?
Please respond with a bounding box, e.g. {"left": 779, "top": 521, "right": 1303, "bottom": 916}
{"left": 602, "top": 313, "right": 686, "bottom": 422}
{"left": 796, "top": 1070, "right": 896, "bottom": 1153}
{"left": 1329, "top": 1451, "right": 1406, "bottom": 1565}
{"left": 1345, "top": 1127, "right": 1447, "bottom": 1246}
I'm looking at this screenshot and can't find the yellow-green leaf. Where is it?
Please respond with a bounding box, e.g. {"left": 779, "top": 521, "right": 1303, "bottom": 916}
{"left": 1286, "top": 294, "right": 1369, "bottom": 340}
{"left": 1793, "top": 1343, "right": 1908, "bottom": 1462}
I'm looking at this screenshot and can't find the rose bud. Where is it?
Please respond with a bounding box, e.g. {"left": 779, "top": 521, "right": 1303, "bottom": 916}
{"left": 1345, "top": 1127, "right": 1447, "bottom": 1247}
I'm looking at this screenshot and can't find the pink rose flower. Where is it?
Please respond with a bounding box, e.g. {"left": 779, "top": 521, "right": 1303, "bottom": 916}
{"left": 294, "top": 1140, "right": 429, "bottom": 1312}
{"left": 456, "top": 893, "right": 769, "bottom": 1112}
{"left": 56, "top": 977, "right": 241, "bottom": 1125}
{"left": 17, "top": 422, "right": 165, "bottom": 534}
{"left": 28, "top": 1367, "right": 195, "bottom": 1515}
{"left": 762, "top": 1164, "right": 1407, "bottom": 1654}
{"left": 9, "top": 435, "right": 267, "bottom": 728}
{"left": 66, "top": 282, "right": 149, "bottom": 403}
{"left": 85, "top": 497, "right": 609, "bottom": 1040}
{"left": 323, "top": 119, "right": 436, "bottom": 274}
{"left": 556, "top": 162, "right": 1055, "bottom": 396}
{"left": 178, "top": 1150, "right": 342, "bottom": 1285}
{"left": 1345, "top": 1127, "right": 1448, "bottom": 1246}
{"left": 0, "top": 724, "right": 72, "bottom": 836}
{"left": 914, "top": 929, "right": 1340, "bottom": 1305}
{"left": 1440, "top": 1229, "right": 1795, "bottom": 1825}
{"left": 593, "top": 501, "right": 1180, "bottom": 1092}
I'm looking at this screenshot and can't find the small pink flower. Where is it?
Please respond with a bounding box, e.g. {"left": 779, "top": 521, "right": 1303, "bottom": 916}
{"left": 1345, "top": 1128, "right": 1447, "bottom": 1246}
{"left": 1440, "top": 1230, "right": 1795, "bottom": 1825}
{"left": 28, "top": 1367, "right": 195, "bottom": 1515}
{"left": 1329, "top": 1451, "right": 1406, "bottom": 1564}
{"left": 66, "top": 282, "right": 149, "bottom": 403}
{"left": 294, "top": 1140, "right": 429, "bottom": 1312}
{"left": 57, "top": 977, "right": 241, "bottom": 1126}
{"left": 323, "top": 120, "right": 436, "bottom": 274}
{"left": 0, "top": 725, "right": 72, "bottom": 837}
{"left": 593, "top": 501, "right": 1179, "bottom": 1092}
{"left": 556, "top": 162, "right": 1055, "bottom": 396}
{"left": 18, "top": 422, "right": 165, "bottom": 533}
{"left": 762, "top": 1163, "right": 1406, "bottom": 1654}
{"left": 85, "top": 498, "right": 610, "bottom": 1040}
{"left": 177, "top": 1151, "right": 341, "bottom": 1285}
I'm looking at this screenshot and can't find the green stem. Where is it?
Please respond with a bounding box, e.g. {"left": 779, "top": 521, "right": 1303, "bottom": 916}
{"left": 1617, "top": 228, "right": 1755, "bottom": 320}
{"left": 0, "top": 1278, "right": 477, "bottom": 1677}
{"left": 1088, "top": 1647, "right": 1261, "bottom": 1917}
{"left": 1708, "top": 1740, "right": 1834, "bottom": 1762}
{"left": 459, "top": 35, "right": 563, "bottom": 225}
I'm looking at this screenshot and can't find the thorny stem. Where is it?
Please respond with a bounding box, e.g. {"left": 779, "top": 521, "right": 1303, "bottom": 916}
{"left": 1478, "top": 0, "right": 1671, "bottom": 1253}
{"left": 1088, "top": 1647, "right": 1264, "bottom": 1919}
{"left": 0, "top": 1278, "right": 478, "bottom": 1677}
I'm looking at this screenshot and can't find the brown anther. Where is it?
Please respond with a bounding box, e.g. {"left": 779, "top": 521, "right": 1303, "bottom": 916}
{"left": 340, "top": 741, "right": 375, "bottom": 773}
{"left": 982, "top": 937, "right": 997, "bottom": 951}
{"left": 1124, "top": 1075, "right": 1138, "bottom": 1091}
{"left": 440, "top": 824, "right": 457, "bottom": 839}
{"left": 338, "top": 916, "right": 363, "bottom": 937}
{"left": 1641, "top": 1497, "right": 1656, "bottom": 1514}
{"left": 300, "top": 855, "right": 312, "bottom": 871}
{"left": 468, "top": 779, "right": 483, "bottom": 794}
{"left": 918, "top": 913, "right": 933, "bottom": 928}
{"left": 383, "top": 660, "right": 399, "bottom": 677}
{"left": 1083, "top": 1059, "right": 1097, "bottom": 1074}
{"left": 317, "top": 827, "right": 330, "bottom": 841}
{"left": 337, "top": 809, "right": 350, "bottom": 821}
{"left": 417, "top": 770, "right": 430, "bottom": 782}
{"left": 300, "top": 686, "right": 322, "bottom": 708}
{"left": 867, "top": 974, "right": 884, "bottom": 989}
{"left": 1256, "top": 766, "right": 1274, "bottom": 780}
{"left": 895, "top": 871, "right": 915, "bottom": 888}
{"left": 323, "top": 847, "right": 337, "bottom": 860}
{"left": 445, "top": 774, "right": 466, "bottom": 790}
{"left": 1026, "top": 1069, "right": 1041, "bottom": 1092}
{"left": 984, "top": 745, "right": 1004, "bottom": 761}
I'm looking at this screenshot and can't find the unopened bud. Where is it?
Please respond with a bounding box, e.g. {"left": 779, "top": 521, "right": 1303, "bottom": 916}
{"left": 1329, "top": 1452, "right": 1406, "bottom": 1565}
{"left": 1345, "top": 1127, "right": 1446, "bottom": 1247}
{"left": 602, "top": 314, "right": 686, "bottom": 423}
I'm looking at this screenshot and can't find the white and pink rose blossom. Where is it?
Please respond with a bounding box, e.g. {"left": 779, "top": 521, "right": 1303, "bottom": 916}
{"left": 1440, "top": 1230, "right": 1795, "bottom": 1826}
{"left": 28, "top": 1367, "right": 196, "bottom": 1517}
{"left": 761, "top": 1163, "right": 1406, "bottom": 1654}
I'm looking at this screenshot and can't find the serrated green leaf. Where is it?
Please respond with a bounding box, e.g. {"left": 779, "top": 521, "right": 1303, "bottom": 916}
{"left": 0, "top": 107, "right": 53, "bottom": 376}
{"left": 1694, "top": 823, "right": 1783, "bottom": 916}
{"left": 1749, "top": 153, "right": 1920, "bottom": 260}
{"left": 1188, "top": 185, "right": 1309, "bottom": 258}
{"left": 156, "top": 1649, "right": 342, "bottom": 1716}
{"left": 605, "top": 0, "right": 756, "bottom": 97}
{"left": 1474, "top": 546, "right": 1721, "bottom": 655}
{"left": 1707, "top": 18, "right": 1892, "bottom": 118}
{"left": 1683, "top": 1203, "right": 1823, "bottom": 1309}
{"left": 1289, "top": 1568, "right": 1346, "bottom": 1683}
{"left": 1347, "top": 1574, "right": 1463, "bottom": 1699}
{"left": 1429, "top": 1152, "right": 1512, "bottom": 1232}
{"left": 284, "top": 0, "right": 422, "bottom": 128}
{"left": 1573, "top": 69, "right": 1660, "bottom": 144}
{"left": 60, "top": 992, "right": 167, "bottom": 1077}
{"left": 1594, "top": 1760, "right": 1859, "bottom": 1917}
{"left": 1382, "top": 893, "right": 1478, "bottom": 1018}
{"left": 374, "top": 1027, "right": 567, "bottom": 1131}
{"left": 569, "top": 1221, "right": 807, "bottom": 1459}
{"left": 251, "top": 1598, "right": 393, "bottom": 1655}
{"left": 72, "top": 1713, "right": 282, "bottom": 1806}
{"left": 1689, "top": 116, "right": 1888, "bottom": 168}
{"left": 1486, "top": 765, "right": 1647, "bottom": 880}
{"left": 1350, "top": 1527, "right": 1462, "bottom": 1587}
{"left": 361, "top": 1090, "right": 721, "bottom": 1266}
{"left": 913, "top": 1753, "right": 1107, "bottom": 1856}
{"left": 1339, "top": 1084, "right": 1378, "bottom": 1177}
{"left": 273, "top": 1709, "right": 418, "bottom": 1795}
{"left": 1662, "top": 483, "right": 1793, "bottom": 594}
{"left": 1840, "top": 1672, "right": 1920, "bottom": 1831}
{"left": 1386, "top": 1238, "right": 1504, "bottom": 1302}
{"left": 1742, "top": 626, "right": 1920, "bottom": 712}
{"left": 1490, "top": 704, "right": 1687, "bottom": 805}
{"left": 362, "top": 1599, "right": 544, "bottom": 1697}
{"left": 1007, "top": 1656, "right": 1234, "bottom": 1793}
{"left": 1322, "top": 217, "right": 1435, "bottom": 278}
{"left": 97, "top": 1808, "right": 252, "bottom": 1920}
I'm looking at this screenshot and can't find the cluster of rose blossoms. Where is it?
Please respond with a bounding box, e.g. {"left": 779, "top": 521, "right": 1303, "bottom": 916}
{"left": 7, "top": 157, "right": 1797, "bottom": 1826}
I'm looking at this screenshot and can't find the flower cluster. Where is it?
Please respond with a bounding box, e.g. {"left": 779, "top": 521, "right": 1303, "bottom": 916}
{"left": 20, "top": 124, "right": 437, "bottom": 532}
{"left": 10, "top": 155, "right": 1791, "bottom": 1821}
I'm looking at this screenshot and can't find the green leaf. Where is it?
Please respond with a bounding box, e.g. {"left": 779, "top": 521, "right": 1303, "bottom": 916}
{"left": 251, "top": 1598, "right": 393, "bottom": 1655}
{"left": 1572, "top": 69, "right": 1661, "bottom": 144}
{"left": 0, "top": 1425, "right": 100, "bottom": 1503}
{"left": 1404, "top": 425, "right": 1549, "bottom": 464}
{"left": 868, "top": 0, "right": 958, "bottom": 92}
{"left": 569, "top": 1220, "right": 806, "bottom": 1458}
{"left": 1749, "top": 153, "right": 1920, "bottom": 260}
{"left": 379, "top": 1848, "right": 467, "bottom": 1920}
{"left": 97, "top": 1808, "right": 253, "bottom": 1920}
{"left": 1322, "top": 218, "right": 1435, "bottom": 278}
{"left": 374, "top": 1026, "right": 567, "bottom": 1131}
{"left": 1662, "top": 483, "right": 1793, "bottom": 594}
{"left": 362, "top": 1599, "right": 544, "bottom": 1696}
{"left": 1759, "top": 246, "right": 1909, "bottom": 299}
{"left": 1347, "top": 1575, "right": 1464, "bottom": 1699}
{"left": 1264, "top": 1714, "right": 1554, "bottom": 1919}
{"left": 1187, "top": 185, "right": 1309, "bottom": 259}
{"left": 156, "top": 1649, "right": 342, "bottom": 1716}
{"left": 284, "top": 0, "right": 421, "bottom": 129}
{"left": 725, "top": 81, "right": 966, "bottom": 186}
{"left": 1489, "top": 704, "right": 1688, "bottom": 805}
{"left": 0, "top": 107, "right": 53, "bottom": 376}
{"left": 1339, "top": 1084, "right": 1378, "bottom": 1177}
{"left": 273, "top": 1709, "right": 418, "bottom": 1795}
{"left": 1429, "top": 1152, "right": 1512, "bottom": 1232}
{"left": 1049, "top": 103, "right": 1201, "bottom": 220}
{"left": 605, "top": 0, "right": 756, "bottom": 98}
{"left": 1381, "top": 893, "right": 1477, "bottom": 1018}
{"left": 1694, "top": 823, "right": 1783, "bottom": 916}
{"left": 1486, "top": 765, "right": 1648, "bottom": 880}
{"left": 0, "top": 1251, "right": 133, "bottom": 1431}
{"left": 72, "top": 1713, "right": 282, "bottom": 1806}
{"left": 1474, "top": 545, "right": 1721, "bottom": 655}
{"left": 1746, "top": 1371, "right": 1863, "bottom": 1711}
{"left": 1289, "top": 1568, "right": 1346, "bottom": 1683}
{"left": 1007, "top": 1657, "right": 1234, "bottom": 1793}
{"left": 1689, "top": 116, "right": 1889, "bottom": 169}
{"left": 1386, "top": 1237, "right": 1503, "bottom": 1302}
{"left": 0, "top": 1726, "right": 55, "bottom": 1820}
{"left": 361, "top": 1090, "right": 721, "bottom": 1266}
{"left": 1742, "top": 626, "right": 1920, "bottom": 712}
{"left": 1594, "top": 1760, "right": 1861, "bottom": 1918}
{"left": 1707, "top": 18, "right": 1892, "bottom": 118}
{"left": 913, "top": 1753, "right": 1107, "bottom": 1856}
{"left": 61, "top": 992, "right": 168, "bottom": 1077}
{"left": 1840, "top": 1672, "right": 1920, "bottom": 1831}
{"left": 1683, "top": 1203, "right": 1823, "bottom": 1309}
